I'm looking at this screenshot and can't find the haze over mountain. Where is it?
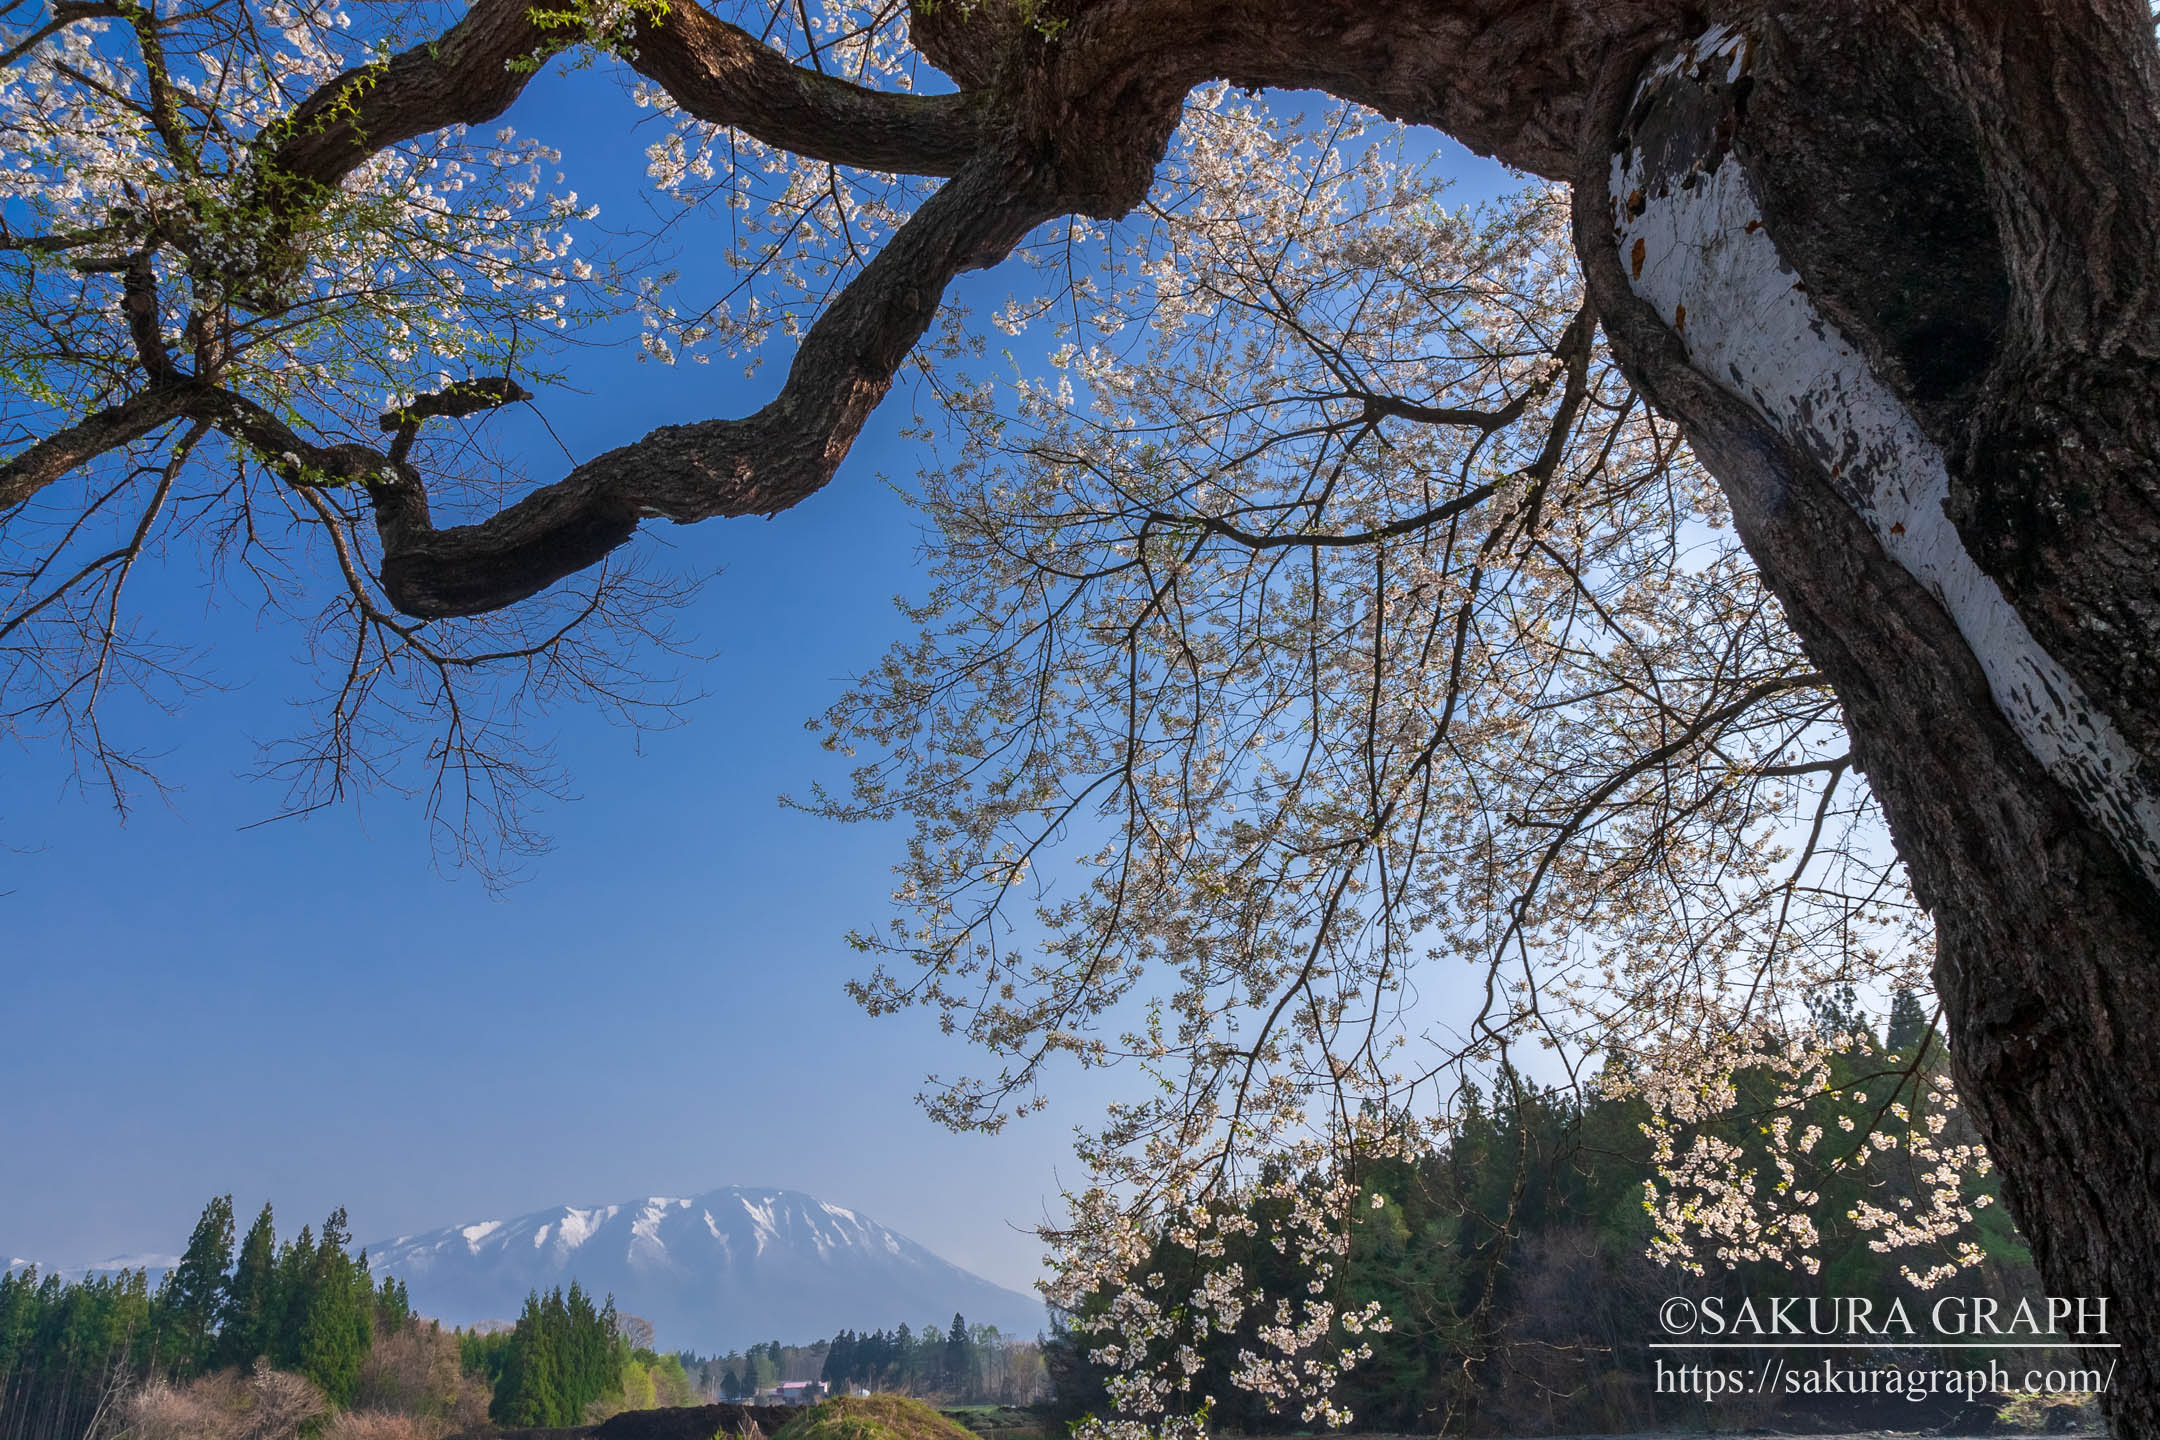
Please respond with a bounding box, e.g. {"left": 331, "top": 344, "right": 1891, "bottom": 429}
{"left": 4, "top": 1252, "right": 180, "bottom": 1280}
{"left": 364, "top": 1187, "right": 1044, "bottom": 1352}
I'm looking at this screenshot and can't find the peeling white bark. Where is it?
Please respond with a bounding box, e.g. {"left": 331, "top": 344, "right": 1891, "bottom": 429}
{"left": 1612, "top": 39, "right": 2160, "bottom": 888}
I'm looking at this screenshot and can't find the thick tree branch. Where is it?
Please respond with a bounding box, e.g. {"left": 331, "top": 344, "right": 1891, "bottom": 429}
{"left": 16, "top": 0, "right": 1686, "bottom": 629}
{"left": 380, "top": 378, "right": 532, "bottom": 464}
{"left": 0, "top": 0, "right": 120, "bottom": 70}
{"left": 263, "top": 0, "right": 555, "bottom": 193}
{"left": 367, "top": 151, "right": 1063, "bottom": 619}
{"left": 1356, "top": 392, "right": 1529, "bottom": 430}
{"left": 628, "top": 0, "right": 982, "bottom": 176}
{"left": 1038, "top": 0, "right": 1689, "bottom": 180}
{"left": 0, "top": 388, "right": 192, "bottom": 511}
{"left": 0, "top": 220, "right": 126, "bottom": 255}
{"left": 121, "top": 254, "right": 176, "bottom": 382}
{"left": 265, "top": 0, "right": 979, "bottom": 203}
{"left": 122, "top": 0, "right": 198, "bottom": 173}
{"left": 1158, "top": 484, "right": 1499, "bottom": 551}
{"left": 339, "top": 0, "right": 1675, "bottom": 621}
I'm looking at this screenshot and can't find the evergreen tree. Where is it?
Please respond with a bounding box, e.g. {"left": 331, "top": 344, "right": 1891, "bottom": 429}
{"left": 494, "top": 1293, "right": 564, "bottom": 1427}
{"left": 750, "top": 1340, "right": 777, "bottom": 1394}
{"left": 915, "top": 1321, "right": 942, "bottom": 1391}
{"left": 459, "top": 1326, "right": 516, "bottom": 1394}
{"left": 215, "top": 1203, "right": 279, "bottom": 1370}
{"left": 821, "top": 1331, "right": 853, "bottom": 1391}
{"left": 373, "top": 1272, "right": 412, "bottom": 1333}
{"left": 0, "top": 1266, "right": 156, "bottom": 1440}
{"left": 154, "top": 1194, "right": 233, "bottom": 1379}
{"left": 296, "top": 1209, "right": 372, "bottom": 1406}
{"left": 487, "top": 1285, "right": 626, "bottom": 1425}
{"left": 564, "top": 1283, "right": 608, "bottom": 1414}
{"left": 944, "top": 1313, "right": 969, "bottom": 1396}
{"left": 269, "top": 1225, "right": 317, "bottom": 1371}
{"left": 1887, "top": 987, "right": 1934, "bottom": 1059}
{"left": 758, "top": 1345, "right": 775, "bottom": 1393}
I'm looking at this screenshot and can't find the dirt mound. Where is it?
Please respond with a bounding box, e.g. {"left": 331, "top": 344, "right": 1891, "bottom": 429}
{"left": 462, "top": 1400, "right": 784, "bottom": 1440}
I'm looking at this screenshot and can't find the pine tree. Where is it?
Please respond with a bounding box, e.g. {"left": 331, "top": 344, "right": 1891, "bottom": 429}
{"left": 374, "top": 1273, "right": 412, "bottom": 1333}
{"left": 1887, "top": 987, "right": 1934, "bottom": 1060}
{"left": 494, "top": 1292, "right": 550, "bottom": 1425}
{"left": 297, "top": 1209, "right": 372, "bottom": 1406}
{"left": 565, "top": 1283, "right": 607, "bottom": 1415}
{"left": 270, "top": 1225, "right": 317, "bottom": 1371}
{"left": 215, "top": 1203, "right": 279, "bottom": 1370}
{"left": 154, "top": 1195, "right": 233, "bottom": 1379}
{"left": 821, "top": 1331, "right": 852, "bottom": 1391}
{"left": 485, "top": 1284, "right": 628, "bottom": 1424}
{"left": 945, "top": 1314, "right": 969, "bottom": 1398}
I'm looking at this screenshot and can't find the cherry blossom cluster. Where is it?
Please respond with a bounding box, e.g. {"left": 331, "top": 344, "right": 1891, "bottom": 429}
{"left": 1, "top": 0, "right": 609, "bottom": 435}
{"left": 1634, "top": 1028, "right": 1993, "bottom": 1290}
{"left": 1046, "top": 1162, "right": 1391, "bottom": 1440}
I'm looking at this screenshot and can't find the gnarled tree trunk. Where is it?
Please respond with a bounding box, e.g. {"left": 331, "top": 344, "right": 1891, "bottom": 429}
{"left": 1560, "top": 5, "right": 2160, "bottom": 1431}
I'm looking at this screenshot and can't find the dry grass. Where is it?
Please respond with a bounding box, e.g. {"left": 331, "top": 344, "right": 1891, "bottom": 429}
{"left": 319, "top": 1413, "right": 433, "bottom": 1440}
{"left": 120, "top": 1325, "right": 488, "bottom": 1440}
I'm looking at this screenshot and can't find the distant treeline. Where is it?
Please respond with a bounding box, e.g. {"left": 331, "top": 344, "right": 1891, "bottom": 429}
{"left": 1, "top": 1203, "right": 685, "bottom": 1440}
{"left": 1, "top": 1198, "right": 407, "bottom": 1440}
{"left": 678, "top": 1317, "right": 1048, "bottom": 1406}
{"left": 1044, "top": 994, "right": 2045, "bottom": 1436}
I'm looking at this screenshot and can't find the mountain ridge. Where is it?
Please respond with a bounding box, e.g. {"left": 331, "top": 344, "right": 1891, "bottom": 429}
{"left": 3, "top": 1252, "right": 180, "bottom": 1280}
{"left": 365, "top": 1186, "right": 1043, "bottom": 1353}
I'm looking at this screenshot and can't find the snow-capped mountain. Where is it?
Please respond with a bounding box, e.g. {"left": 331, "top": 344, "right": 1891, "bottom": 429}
{"left": 365, "top": 1187, "right": 1042, "bottom": 1352}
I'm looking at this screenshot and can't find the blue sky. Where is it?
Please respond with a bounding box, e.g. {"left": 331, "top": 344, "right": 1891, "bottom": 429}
{"left": 0, "top": 50, "right": 1518, "bottom": 1306}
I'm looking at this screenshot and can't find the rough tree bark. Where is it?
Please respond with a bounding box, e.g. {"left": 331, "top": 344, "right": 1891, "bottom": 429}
{"left": 1563, "top": 6, "right": 2160, "bottom": 1432}
{"left": 6, "top": 0, "right": 2157, "bottom": 1425}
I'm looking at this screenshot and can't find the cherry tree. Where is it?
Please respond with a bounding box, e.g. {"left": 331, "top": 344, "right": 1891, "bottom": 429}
{"left": 813, "top": 90, "right": 1965, "bottom": 1434}
{"left": 5, "top": 0, "right": 2159, "bottom": 1431}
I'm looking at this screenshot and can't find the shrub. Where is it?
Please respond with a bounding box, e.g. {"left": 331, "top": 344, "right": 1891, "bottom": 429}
{"left": 771, "top": 1395, "right": 981, "bottom": 1440}
{"left": 124, "top": 1361, "right": 326, "bottom": 1440}
{"left": 1996, "top": 1392, "right": 2102, "bottom": 1433}
{"left": 355, "top": 1321, "right": 491, "bottom": 1432}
